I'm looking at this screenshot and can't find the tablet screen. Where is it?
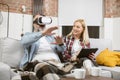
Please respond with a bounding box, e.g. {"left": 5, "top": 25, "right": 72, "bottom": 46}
{"left": 77, "top": 48, "right": 98, "bottom": 58}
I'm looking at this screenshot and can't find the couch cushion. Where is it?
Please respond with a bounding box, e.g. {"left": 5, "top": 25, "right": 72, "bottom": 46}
{"left": 0, "top": 37, "right": 24, "bottom": 68}
{"left": 99, "top": 66, "right": 120, "bottom": 80}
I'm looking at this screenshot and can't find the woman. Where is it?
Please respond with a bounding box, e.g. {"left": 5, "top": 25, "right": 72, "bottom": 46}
{"left": 62, "top": 19, "right": 97, "bottom": 74}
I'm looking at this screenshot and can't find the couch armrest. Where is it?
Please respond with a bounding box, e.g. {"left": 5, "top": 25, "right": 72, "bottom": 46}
{"left": 0, "top": 62, "right": 11, "bottom": 80}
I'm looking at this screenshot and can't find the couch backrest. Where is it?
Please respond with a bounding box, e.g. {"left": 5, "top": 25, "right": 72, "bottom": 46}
{"left": 0, "top": 38, "right": 112, "bottom": 67}
{"left": 0, "top": 37, "right": 24, "bottom": 68}
{"left": 90, "top": 38, "right": 112, "bottom": 57}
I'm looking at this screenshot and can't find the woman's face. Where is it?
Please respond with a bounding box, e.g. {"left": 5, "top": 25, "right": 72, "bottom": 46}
{"left": 72, "top": 21, "right": 84, "bottom": 37}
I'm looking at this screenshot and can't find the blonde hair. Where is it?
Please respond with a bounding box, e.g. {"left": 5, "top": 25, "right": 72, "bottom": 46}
{"left": 67, "top": 19, "right": 90, "bottom": 45}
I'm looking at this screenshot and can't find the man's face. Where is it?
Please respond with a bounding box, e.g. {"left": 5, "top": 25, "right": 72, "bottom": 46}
{"left": 33, "top": 15, "right": 46, "bottom": 32}
{"left": 33, "top": 23, "right": 45, "bottom": 32}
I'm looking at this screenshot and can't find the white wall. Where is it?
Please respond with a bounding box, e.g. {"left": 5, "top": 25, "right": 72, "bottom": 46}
{"left": 104, "top": 18, "right": 120, "bottom": 50}
{"left": 46, "top": 17, "right": 59, "bottom": 35}
{"left": 58, "top": 0, "right": 103, "bottom": 26}
{"left": 0, "top": 12, "right": 33, "bottom": 40}
{"left": 58, "top": 0, "right": 104, "bottom": 38}
{"left": 0, "top": 12, "right": 8, "bottom": 38}
{"left": 1, "top": 9, "right": 120, "bottom": 50}
{"left": 0, "top": 12, "right": 59, "bottom": 40}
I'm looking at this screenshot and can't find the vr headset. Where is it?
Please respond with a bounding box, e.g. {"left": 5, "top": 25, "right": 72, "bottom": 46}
{"left": 33, "top": 16, "right": 52, "bottom": 25}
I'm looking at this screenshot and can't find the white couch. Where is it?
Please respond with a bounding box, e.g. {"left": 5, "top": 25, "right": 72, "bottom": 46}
{"left": 0, "top": 38, "right": 24, "bottom": 80}
{"left": 90, "top": 38, "right": 120, "bottom": 80}
{"left": 0, "top": 37, "right": 120, "bottom": 80}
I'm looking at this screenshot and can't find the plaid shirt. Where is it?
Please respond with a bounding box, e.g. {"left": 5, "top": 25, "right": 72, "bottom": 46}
{"left": 63, "top": 36, "right": 90, "bottom": 61}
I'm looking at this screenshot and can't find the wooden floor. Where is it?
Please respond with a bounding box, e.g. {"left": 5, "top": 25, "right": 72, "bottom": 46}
{"left": 61, "top": 76, "right": 114, "bottom": 80}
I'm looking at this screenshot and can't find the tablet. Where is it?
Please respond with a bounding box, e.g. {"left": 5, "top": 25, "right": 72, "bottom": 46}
{"left": 77, "top": 48, "right": 98, "bottom": 58}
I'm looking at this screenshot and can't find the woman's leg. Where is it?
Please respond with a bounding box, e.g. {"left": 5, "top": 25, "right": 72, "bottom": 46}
{"left": 83, "top": 59, "right": 94, "bottom": 75}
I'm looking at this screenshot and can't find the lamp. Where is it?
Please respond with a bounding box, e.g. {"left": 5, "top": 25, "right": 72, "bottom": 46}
{"left": 21, "top": 5, "right": 26, "bottom": 36}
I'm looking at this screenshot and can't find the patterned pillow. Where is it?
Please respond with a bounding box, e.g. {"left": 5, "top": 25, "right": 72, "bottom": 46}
{"left": 96, "top": 48, "right": 120, "bottom": 67}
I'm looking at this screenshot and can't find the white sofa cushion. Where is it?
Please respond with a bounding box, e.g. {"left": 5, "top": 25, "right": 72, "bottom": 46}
{"left": 0, "top": 37, "right": 24, "bottom": 68}
{"left": 99, "top": 66, "right": 120, "bottom": 80}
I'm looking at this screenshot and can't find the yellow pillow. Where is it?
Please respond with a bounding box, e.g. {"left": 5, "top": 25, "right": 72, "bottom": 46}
{"left": 96, "top": 48, "right": 120, "bottom": 67}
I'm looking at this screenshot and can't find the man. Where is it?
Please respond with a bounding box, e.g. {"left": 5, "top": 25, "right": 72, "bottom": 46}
{"left": 19, "top": 15, "right": 65, "bottom": 80}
